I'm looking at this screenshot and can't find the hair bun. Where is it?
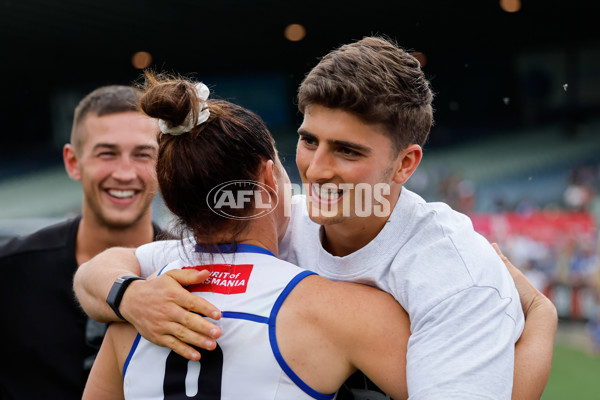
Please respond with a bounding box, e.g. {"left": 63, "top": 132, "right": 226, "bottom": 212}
{"left": 139, "top": 73, "right": 199, "bottom": 128}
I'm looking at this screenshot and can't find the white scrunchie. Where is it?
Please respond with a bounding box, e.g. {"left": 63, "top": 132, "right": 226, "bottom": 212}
{"left": 158, "top": 82, "right": 210, "bottom": 135}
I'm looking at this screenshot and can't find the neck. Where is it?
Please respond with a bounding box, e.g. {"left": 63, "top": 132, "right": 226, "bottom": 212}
{"left": 197, "top": 216, "right": 280, "bottom": 258}
{"left": 236, "top": 237, "right": 278, "bottom": 256}
{"left": 321, "top": 187, "right": 402, "bottom": 257}
{"left": 75, "top": 211, "right": 155, "bottom": 266}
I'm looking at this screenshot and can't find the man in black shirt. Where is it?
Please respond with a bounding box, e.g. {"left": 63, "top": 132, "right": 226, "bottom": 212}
{"left": 0, "top": 85, "right": 162, "bottom": 399}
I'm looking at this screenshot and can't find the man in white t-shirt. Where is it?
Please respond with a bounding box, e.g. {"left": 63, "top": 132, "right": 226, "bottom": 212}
{"left": 74, "top": 37, "right": 556, "bottom": 399}
{"left": 282, "top": 37, "right": 522, "bottom": 397}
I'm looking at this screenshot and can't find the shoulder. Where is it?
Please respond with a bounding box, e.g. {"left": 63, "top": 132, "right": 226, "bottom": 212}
{"left": 0, "top": 217, "right": 80, "bottom": 260}
{"left": 137, "top": 239, "right": 180, "bottom": 256}
{"left": 391, "top": 193, "right": 516, "bottom": 308}
{"left": 402, "top": 199, "right": 511, "bottom": 287}
{"left": 290, "top": 276, "right": 406, "bottom": 330}
{"left": 389, "top": 189, "right": 477, "bottom": 261}
{"left": 276, "top": 276, "right": 410, "bottom": 397}
{"left": 136, "top": 238, "right": 196, "bottom": 277}
{"left": 396, "top": 189, "right": 493, "bottom": 270}
{"left": 280, "top": 275, "right": 409, "bottom": 345}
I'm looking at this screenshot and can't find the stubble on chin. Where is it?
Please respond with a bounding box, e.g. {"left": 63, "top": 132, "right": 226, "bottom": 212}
{"left": 85, "top": 194, "right": 153, "bottom": 231}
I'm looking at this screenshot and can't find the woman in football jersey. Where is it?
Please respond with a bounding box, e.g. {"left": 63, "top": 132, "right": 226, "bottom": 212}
{"left": 83, "top": 73, "right": 555, "bottom": 400}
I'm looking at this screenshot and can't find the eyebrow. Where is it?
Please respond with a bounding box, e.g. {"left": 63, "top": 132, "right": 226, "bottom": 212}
{"left": 92, "top": 143, "right": 158, "bottom": 152}
{"left": 298, "top": 129, "right": 372, "bottom": 155}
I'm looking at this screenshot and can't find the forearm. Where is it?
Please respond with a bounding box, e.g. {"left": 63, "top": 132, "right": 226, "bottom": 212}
{"left": 73, "top": 247, "right": 140, "bottom": 322}
{"left": 83, "top": 323, "right": 128, "bottom": 399}
{"left": 512, "top": 294, "right": 558, "bottom": 400}
{"left": 491, "top": 243, "right": 558, "bottom": 399}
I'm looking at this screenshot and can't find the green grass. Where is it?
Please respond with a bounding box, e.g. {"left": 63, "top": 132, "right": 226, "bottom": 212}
{"left": 541, "top": 343, "right": 600, "bottom": 399}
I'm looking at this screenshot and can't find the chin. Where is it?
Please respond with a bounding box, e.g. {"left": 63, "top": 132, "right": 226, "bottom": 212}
{"left": 306, "top": 210, "right": 346, "bottom": 226}
{"left": 99, "top": 211, "right": 147, "bottom": 230}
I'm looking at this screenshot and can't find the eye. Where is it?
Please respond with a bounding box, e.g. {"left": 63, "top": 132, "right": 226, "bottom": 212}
{"left": 300, "top": 136, "right": 317, "bottom": 147}
{"left": 338, "top": 147, "right": 361, "bottom": 157}
{"left": 136, "top": 152, "right": 154, "bottom": 160}
{"left": 98, "top": 151, "right": 116, "bottom": 158}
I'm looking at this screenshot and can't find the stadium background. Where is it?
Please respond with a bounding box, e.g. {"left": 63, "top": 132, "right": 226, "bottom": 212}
{"left": 0, "top": 0, "right": 599, "bottom": 397}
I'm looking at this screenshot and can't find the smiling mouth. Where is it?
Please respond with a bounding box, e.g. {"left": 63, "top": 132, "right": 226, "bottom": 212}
{"left": 107, "top": 189, "right": 137, "bottom": 199}
{"left": 310, "top": 183, "right": 345, "bottom": 205}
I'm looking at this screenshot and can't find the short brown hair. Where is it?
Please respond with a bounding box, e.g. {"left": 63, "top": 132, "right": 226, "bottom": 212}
{"left": 298, "top": 36, "right": 434, "bottom": 153}
{"left": 70, "top": 85, "right": 139, "bottom": 150}
{"left": 139, "top": 72, "right": 277, "bottom": 244}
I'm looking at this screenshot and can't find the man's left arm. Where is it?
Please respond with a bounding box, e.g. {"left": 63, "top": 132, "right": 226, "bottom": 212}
{"left": 493, "top": 243, "right": 557, "bottom": 400}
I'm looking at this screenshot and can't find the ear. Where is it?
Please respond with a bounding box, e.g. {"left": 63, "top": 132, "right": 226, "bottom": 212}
{"left": 392, "top": 144, "right": 422, "bottom": 185}
{"left": 261, "top": 159, "right": 278, "bottom": 195}
{"left": 63, "top": 144, "right": 82, "bottom": 182}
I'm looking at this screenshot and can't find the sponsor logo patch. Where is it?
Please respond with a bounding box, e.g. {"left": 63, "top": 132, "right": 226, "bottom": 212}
{"left": 183, "top": 264, "right": 253, "bottom": 294}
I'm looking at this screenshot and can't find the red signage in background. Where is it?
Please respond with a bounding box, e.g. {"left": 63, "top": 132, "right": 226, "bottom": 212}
{"left": 469, "top": 211, "right": 598, "bottom": 321}
{"left": 468, "top": 211, "right": 596, "bottom": 245}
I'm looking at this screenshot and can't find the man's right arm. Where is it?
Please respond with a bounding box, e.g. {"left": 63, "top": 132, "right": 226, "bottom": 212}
{"left": 74, "top": 247, "right": 143, "bottom": 323}
{"left": 73, "top": 247, "right": 222, "bottom": 361}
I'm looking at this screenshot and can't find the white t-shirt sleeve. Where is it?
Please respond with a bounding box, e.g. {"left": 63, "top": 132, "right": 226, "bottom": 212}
{"left": 406, "top": 286, "right": 519, "bottom": 399}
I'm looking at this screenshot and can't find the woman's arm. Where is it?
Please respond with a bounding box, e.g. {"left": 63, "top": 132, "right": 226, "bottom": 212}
{"left": 345, "top": 284, "right": 410, "bottom": 400}
{"left": 73, "top": 247, "right": 222, "bottom": 361}
{"left": 82, "top": 322, "right": 132, "bottom": 400}
{"left": 493, "top": 243, "right": 558, "bottom": 400}
{"left": 277, "top": 276, "right": 410, "bottom": 399}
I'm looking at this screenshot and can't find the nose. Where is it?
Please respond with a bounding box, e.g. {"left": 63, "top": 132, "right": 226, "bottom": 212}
{"left": 304, "top": 146, "right": 335, "bottom": 183}
{"left": 112, "top": 156, "right": 137, "bottom": 182}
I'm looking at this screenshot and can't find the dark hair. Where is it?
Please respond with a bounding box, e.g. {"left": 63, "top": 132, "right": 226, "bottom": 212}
{"left": 70, "top": 85, "right": 140, "bottom": 150}
{"left": 139, "top": 72, "right": 277, "bottom": 244}
{"left": 298, "top": 36, "right": 434, "bottom": 153}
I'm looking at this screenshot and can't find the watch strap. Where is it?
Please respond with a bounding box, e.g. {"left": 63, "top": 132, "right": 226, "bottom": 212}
{"left": 106, "top": 275, "right": 145, "bottom": 320}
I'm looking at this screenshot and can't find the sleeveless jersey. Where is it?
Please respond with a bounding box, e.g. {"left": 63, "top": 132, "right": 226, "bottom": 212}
{"left": 124, "top": 244, "right": 334, "bottom": 400}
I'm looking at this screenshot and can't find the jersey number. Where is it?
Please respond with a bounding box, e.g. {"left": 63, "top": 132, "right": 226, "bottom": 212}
{"left": 163, "top": 344, "right": 223, "bottom": 399}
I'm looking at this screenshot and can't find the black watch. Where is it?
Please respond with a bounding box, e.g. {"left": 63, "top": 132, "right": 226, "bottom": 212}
{"left": 106, "top": 275, "right": 145, "bottom": 320}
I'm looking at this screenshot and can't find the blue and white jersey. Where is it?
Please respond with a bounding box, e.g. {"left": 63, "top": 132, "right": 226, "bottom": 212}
{"left": 126, "top": 244, "right": 332, "bottom": 400}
